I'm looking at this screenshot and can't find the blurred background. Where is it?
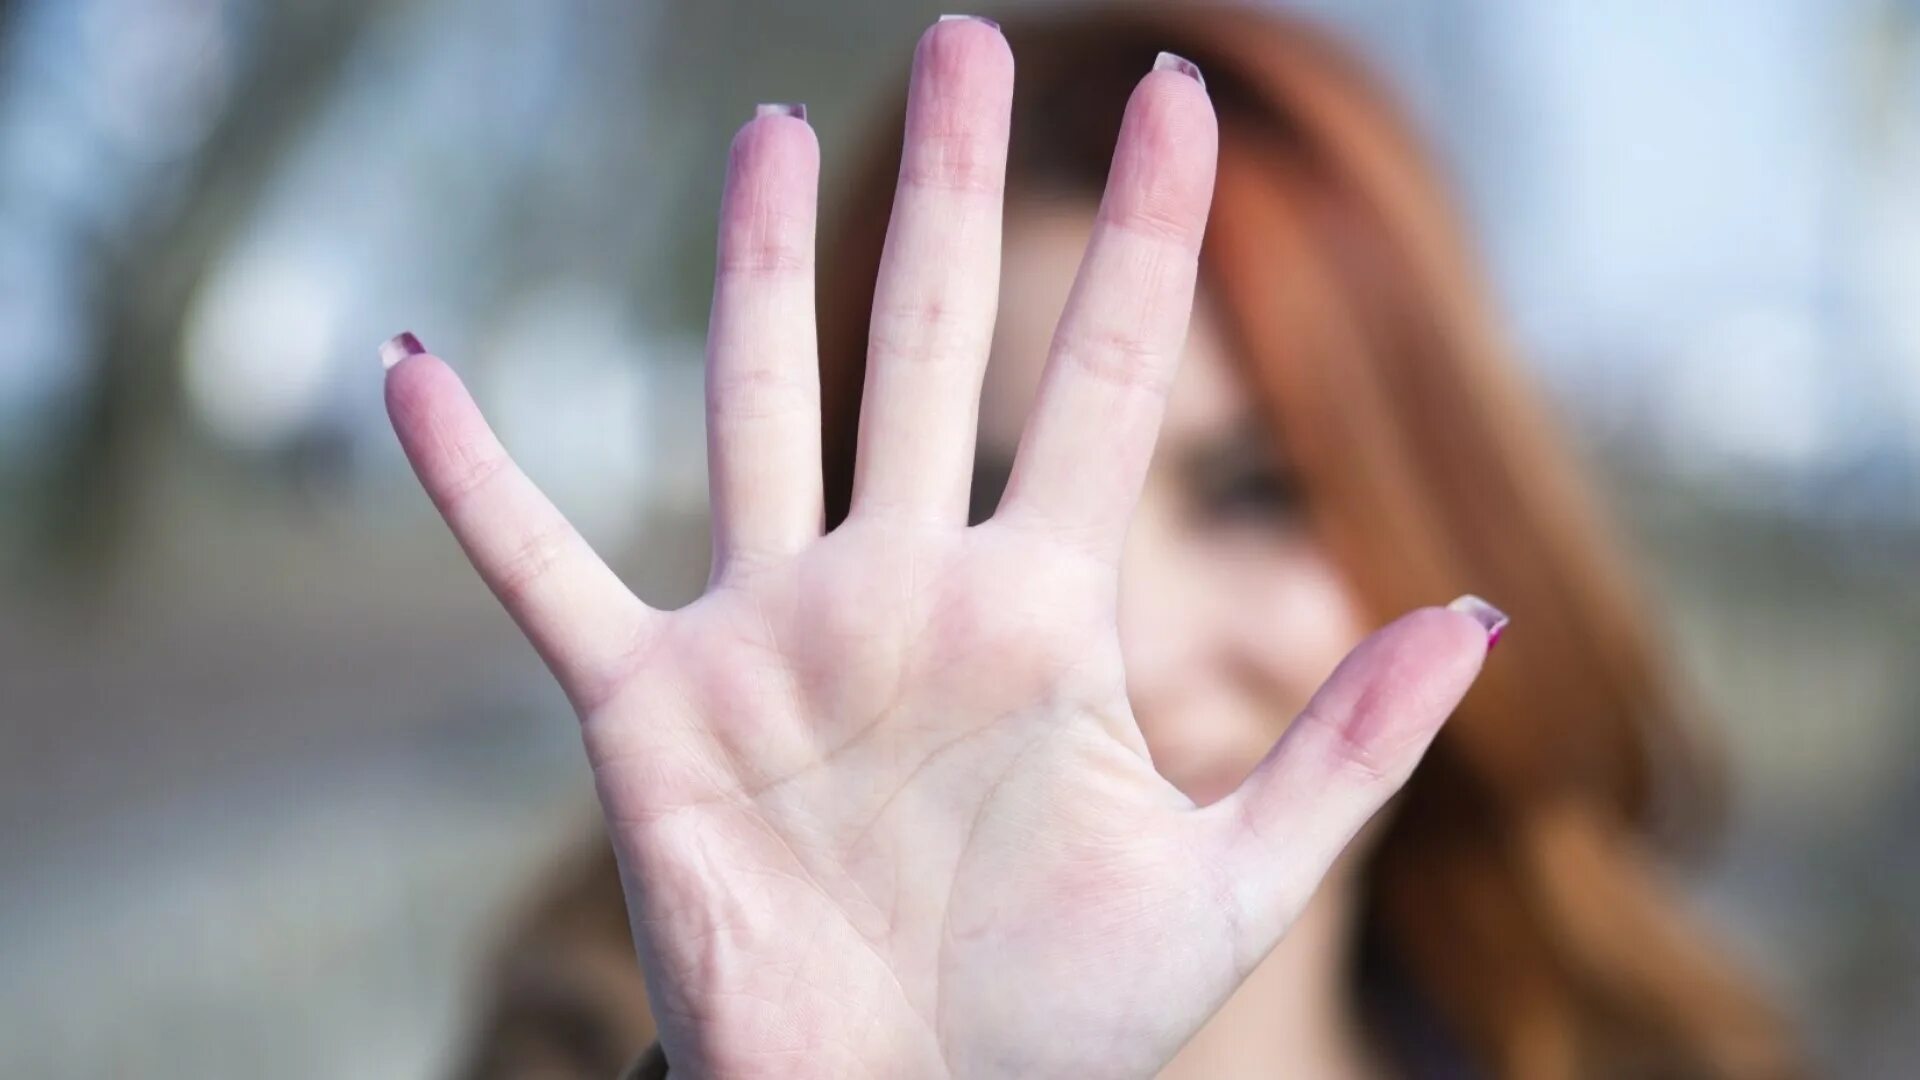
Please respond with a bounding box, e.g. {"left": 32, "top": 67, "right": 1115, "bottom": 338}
{"left": 2, "top": 0, "right": 1917, "bottom": 1076}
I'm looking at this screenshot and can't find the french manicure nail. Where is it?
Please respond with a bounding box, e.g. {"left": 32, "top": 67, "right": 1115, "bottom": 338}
{"left": 1447, "top": 594, "right": 1510, "bottom": 651}
{"left": 755, "top": 102, "right": 807, "bottom": 122}
{"left": 379, "top": 331, "right": 426, "bottom": 371}
{"left": 1154, "top": 51, "right": 1205, "bottom": 89}
{"left": 938, "top": 14, "right": 1000, "bottom": 30}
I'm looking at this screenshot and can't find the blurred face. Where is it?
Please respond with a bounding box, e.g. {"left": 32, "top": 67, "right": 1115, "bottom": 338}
{"left": 979, "top": 202, "right": 1371, "bottom": 805}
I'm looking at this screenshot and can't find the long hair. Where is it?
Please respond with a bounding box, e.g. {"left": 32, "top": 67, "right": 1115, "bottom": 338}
{"left": 459, "top": 6, "right": 1800, "bottom": 1078}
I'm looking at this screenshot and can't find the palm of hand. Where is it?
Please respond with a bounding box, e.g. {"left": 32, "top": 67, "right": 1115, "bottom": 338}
{"left": 386, "top": 18, "right": 1492, "bottom": 1080}
{"left": 601, "top": 516, "right": 1248, "bottom": 1077}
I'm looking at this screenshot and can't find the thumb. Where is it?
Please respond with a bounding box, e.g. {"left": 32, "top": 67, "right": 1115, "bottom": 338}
{"left": 1194, "top": 596, "right": 1505, "bottom": 963}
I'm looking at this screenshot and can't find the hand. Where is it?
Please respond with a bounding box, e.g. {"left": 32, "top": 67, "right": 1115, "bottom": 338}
{"left": 386, "top": 19, "right": 1494, "bottom": 1079}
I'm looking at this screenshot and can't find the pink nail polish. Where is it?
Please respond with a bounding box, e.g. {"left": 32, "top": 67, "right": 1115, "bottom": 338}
{"left": 1447, "top": 594, "right": 1510, "bottom": 651}
{"left": 938, "top": 14, "right": 1000, "bottom": 30}
{"left": 755, "top": 102, "right": 807, "bottom": 122}
{"left": 379, "top": 331, "right": 426, "bottom": 371}
{"left": 1153, "top": 51, "right": 1205, "bottom": 89}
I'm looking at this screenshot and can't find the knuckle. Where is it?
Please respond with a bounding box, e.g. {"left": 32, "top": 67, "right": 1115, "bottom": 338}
{"left": 1054, "top": 325, "right": 1174, "bottom": 397}
{"left": 1297, "top": 706, "right": 1401, "bottom": 789}
{"left": 708, "top": 363, "right": 816, "bottom": 421}
{"left": 491, "top": 523, "right": 575, "bottom": 607}
{"left": 1101, "top": 187, "right": 1205, "bottom": 247}
{"left": 866, "top": 297, "right": 988, "bottom": 367}
{"left": 715, "top": 225, "right": 810, "bottom": 278}
{"left": 899, "top": 134, "right": 1003, "bottom": 196}
{"left": 439, "top": 444, "right": 511, "bottom": 510}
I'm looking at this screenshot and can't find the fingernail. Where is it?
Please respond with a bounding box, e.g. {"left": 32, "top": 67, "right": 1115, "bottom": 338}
{"left": 755, "top": 102, "right": 807, "bottom": 122}
{"left": 1447, "top": 594, "right": 1510, "bottom": 652}
{"left": 1154, "top": 51, "right": 1205, "bottom": 89}
{"left": 938, "top": 14, "right": 1000, "bottom": 30}
{"left": 379, "top": 331, "right": 426, "bottom": 371}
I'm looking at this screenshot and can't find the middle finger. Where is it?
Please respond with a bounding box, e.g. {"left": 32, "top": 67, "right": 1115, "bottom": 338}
{"left": 848, "top": 16, "right": 1015, "bottom": 525}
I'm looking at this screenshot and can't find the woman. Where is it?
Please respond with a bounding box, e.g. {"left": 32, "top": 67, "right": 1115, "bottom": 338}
{"left": 392, "top": 7, "right": 1800, "bottom": 1078}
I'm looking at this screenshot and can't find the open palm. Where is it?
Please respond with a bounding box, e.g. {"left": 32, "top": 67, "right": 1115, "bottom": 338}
{"left": 386, "top": 19, "right": 1494, "bottom": 1079}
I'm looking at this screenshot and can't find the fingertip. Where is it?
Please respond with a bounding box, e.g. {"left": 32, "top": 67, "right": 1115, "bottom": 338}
{"left": 903, "top": 12, "right": 1015, "bottom": 173}
{"left": 381, "top": 344, "right": 466, "bottom": 440}
{"left": 893, "top": 17, "right": 1012, "bottom": 201}
{"left": 1314, "top": 611, "right": 1487, "bottom": 775}
{"left": 1359, "top": 605, "right": 1501, "bottom": 703}
{"left": 1139, "top": 52, "right": 1217, "bottom": 140}
{"left": 917, "top": 12, "right": 1014, "bottom": 84}
{"left": 1102, "top": 63, "right": 1218, "bottom": 244}
{"left": 1445, "top": 593, "right": 1510, "bottom": 652}
{"left": 1382, "top": 604, "right": 1495, "bottom": 684}
{"left": 718, "top": 114, "right": 821, "bottom": 278}
{"left": 381, "top": 334, "right": 430, "bottom": 416}
{"left": 1297, "top": 605, "right": 1491, "bottom": 760}
{"left": 1152, "top": 51, "right": 1205, "bottom": 89}
{"left": 730, "top": 106, "right": 821, "bottom": 180}
{"left": 1133, "top": 59, "right": 1218, "bottom": 146}
{"left": 378, "top": 330, "right": 427, "bottom": 372}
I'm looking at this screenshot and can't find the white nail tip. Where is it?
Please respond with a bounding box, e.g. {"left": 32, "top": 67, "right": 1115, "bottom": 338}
{"left": 755, "top": 103, "right": 807, "bottom": 122}
{"left": 1446, "top": 594, "right": 1510, "bottom": 640}
{"left": 379, "top": 332, "right": 424, "bottom": 371}
{"left": 1153, "top": 51, "right": 1205, "bottom": 89}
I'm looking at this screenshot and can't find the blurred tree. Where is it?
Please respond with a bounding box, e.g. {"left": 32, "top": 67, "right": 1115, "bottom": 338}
{"left": 35, "top": 0, "right": 385, "bottom": 579}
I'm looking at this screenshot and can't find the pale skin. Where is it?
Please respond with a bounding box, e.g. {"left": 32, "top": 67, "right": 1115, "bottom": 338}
{"left": 385, "top": 19, "right": 1496, "bottom": 1079}
{"left": 990, "top": 206, "right": 1391, "bottom": 1080}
